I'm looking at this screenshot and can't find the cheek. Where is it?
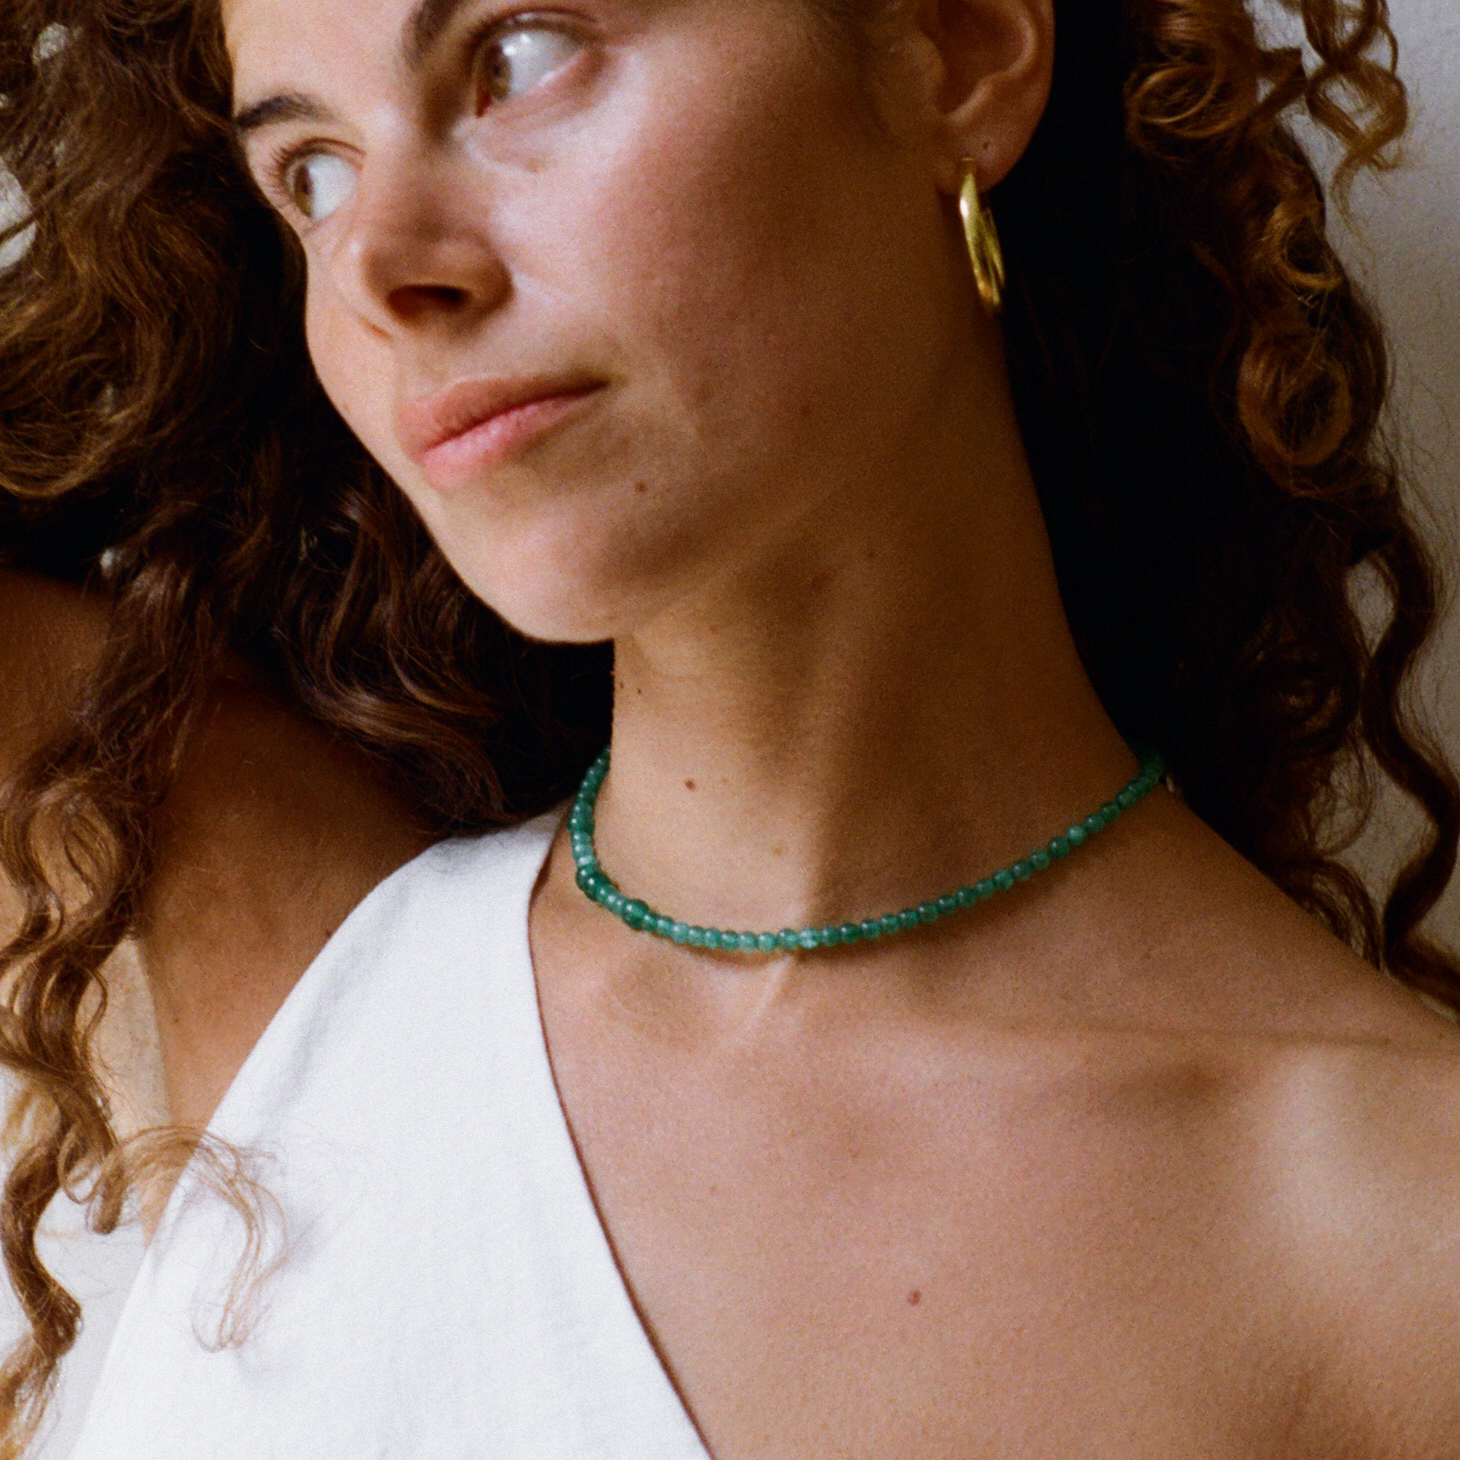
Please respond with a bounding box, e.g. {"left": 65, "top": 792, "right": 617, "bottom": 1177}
{"left": 284, "top": 6, "right": 961, "bottom": 642}
{"left": 304, "top": 286, "right": 417, "bottom": 485}
{"left": 550, "top": 24, "right": 952, "bottom": 521}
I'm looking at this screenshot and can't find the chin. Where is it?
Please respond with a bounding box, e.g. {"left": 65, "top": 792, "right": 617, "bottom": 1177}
{"left": 432, "top": 507, "right": 701, "bottom": 648}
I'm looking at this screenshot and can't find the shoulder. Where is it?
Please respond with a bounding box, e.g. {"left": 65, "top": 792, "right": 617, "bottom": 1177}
{"left": 0, "top": 568, "right": 109, "bottom": 766}
{"left": 1108, "top": 799, "right": 1460, "bottom": 1446}
{"left": 0, "top": 569, "right": 108, "bottom": 927}
{"left": 1234, "top": 1020, "right": 1460, "bottom": 1453}
{"left": 0, "top": 567, "right": 437, "bottom": 1127}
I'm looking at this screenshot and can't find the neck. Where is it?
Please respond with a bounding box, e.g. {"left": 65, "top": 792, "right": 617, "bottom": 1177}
{"left": 592, "top": 365, "right": 1136, "bottom": 937}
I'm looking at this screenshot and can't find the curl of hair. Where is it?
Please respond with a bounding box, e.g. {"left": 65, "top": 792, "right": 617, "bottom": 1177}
{"left": 995, "top": 0, "right": 1457, "bottom": 999}
{"left": 0, "top": 0, "right": 1454, "bottom": 1450}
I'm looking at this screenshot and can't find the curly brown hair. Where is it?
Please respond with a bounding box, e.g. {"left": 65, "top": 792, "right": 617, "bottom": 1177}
{"left": 0, "top": 0, "right": 1455, "bottom": 1450}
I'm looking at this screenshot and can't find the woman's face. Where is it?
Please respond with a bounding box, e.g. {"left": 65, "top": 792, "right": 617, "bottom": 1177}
{"left": 226, "top": 0, "right": 975, "bottom": 642}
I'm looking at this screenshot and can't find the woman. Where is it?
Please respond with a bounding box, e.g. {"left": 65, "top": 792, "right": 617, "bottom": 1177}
{"left": 2, "top": 0, "right": 1459, "bottom": 1454}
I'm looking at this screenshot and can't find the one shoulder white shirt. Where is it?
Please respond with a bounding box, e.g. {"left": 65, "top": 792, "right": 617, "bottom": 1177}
{"left": 67, "top": 814, "right": 711, "bottom": 1460}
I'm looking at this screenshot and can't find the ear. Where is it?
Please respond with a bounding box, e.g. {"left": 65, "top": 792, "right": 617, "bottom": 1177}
{"left": 893, "top": 0, "right": 1056, "bottom": 196}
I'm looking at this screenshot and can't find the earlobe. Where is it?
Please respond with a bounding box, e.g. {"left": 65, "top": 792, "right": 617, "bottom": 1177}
{"left": 924, "top": 0, "right": 1055, "bottom": 195}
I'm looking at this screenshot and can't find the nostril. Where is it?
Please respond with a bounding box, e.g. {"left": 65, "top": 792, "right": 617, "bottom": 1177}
{"left": 387, "top": 283, "right": 473, "bottom": 321}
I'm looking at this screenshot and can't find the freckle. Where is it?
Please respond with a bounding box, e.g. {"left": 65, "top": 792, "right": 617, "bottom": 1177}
{"left": 771, "top": 845, "right": 786, "bottom": 858}
{"left": 634, "top": 481, "right": 648, "bottom": 495}
{"left": 685, "top": 779, "right": 697, "bottom": 792}
{"left": 907, "top": 1290, "right": 921, "bottom": 1307}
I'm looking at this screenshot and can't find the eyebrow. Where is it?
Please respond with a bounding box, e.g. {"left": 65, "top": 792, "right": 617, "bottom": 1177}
{"left": 232, "top": 0, "right": 477, "bottom": 136}
{"left": 403, "top": 0, "right": 476, "bottom": 71}
{"left": 232, "top": 91, "right": 338, "bottom": 140}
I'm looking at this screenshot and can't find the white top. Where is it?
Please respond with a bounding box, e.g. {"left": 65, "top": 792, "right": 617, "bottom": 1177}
{"left": 67, "top": 815, "right": 710, "bottom": 1460}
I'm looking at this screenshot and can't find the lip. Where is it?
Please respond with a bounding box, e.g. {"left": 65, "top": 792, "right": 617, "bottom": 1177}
{"left": 396, "top": 375, "right": 606, "bottom": 489}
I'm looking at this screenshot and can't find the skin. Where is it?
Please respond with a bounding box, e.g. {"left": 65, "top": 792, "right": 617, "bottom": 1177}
{"left": 3, "top": 0, "right": 1459, "bottom": 1453}
{"left": 0, "top": 572, "right": 430, "bottom": 1130}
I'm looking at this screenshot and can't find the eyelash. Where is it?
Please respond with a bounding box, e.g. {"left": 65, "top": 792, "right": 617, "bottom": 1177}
{"left": 465, "top": 10, "right": 581, "bottom": 114}
{"left": 257, "top": 10, "right": 577, "bottom": 224}
{"left": 261, "top": 140, "right": 320, "bottom": 217}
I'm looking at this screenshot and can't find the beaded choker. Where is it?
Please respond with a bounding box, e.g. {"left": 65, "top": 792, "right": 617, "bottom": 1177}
{"left": 570, "top": 748, "right": 1165, "bottom": 955}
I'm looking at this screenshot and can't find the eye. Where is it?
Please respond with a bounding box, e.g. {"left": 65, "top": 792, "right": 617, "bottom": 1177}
{"left": 284, "top": 152, "right": 357, "bottom": 223}
{"left": 478, "top": 22, "right": 581, "bottom": 110}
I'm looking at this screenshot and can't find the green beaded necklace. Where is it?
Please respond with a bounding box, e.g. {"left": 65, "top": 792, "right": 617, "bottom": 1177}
{"left": 570, "top": 747, "right": 1166, "bottom": 955}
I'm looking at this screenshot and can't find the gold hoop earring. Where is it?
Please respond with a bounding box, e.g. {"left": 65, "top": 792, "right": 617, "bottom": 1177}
{"left": 959, "top": 162, "right": 1006, "bottom": 316}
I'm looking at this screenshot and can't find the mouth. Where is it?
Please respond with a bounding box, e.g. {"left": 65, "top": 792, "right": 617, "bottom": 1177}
{"left": 396, "top": 375, "right": 606, "bottom": 490}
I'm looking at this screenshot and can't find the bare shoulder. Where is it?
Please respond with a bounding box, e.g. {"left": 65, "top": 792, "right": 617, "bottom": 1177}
{"left": 0, "top": 569, "right": 108, "bottom": 920}
{"left": 0, "top": 567, "right": 432, "bottom": 1127}
{"left": 1234, "top": 1001, "right": 1460, "bottom": 1455}
{"left": 0, "top": 567, "right": 109, "bottom": 765}
{"left": 1103, "top": 797, "right": 1460, "bottom": 1451}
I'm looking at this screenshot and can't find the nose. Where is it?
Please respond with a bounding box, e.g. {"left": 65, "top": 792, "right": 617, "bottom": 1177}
{"left": 321, "top": 151, "right": 510, "bottom": 339}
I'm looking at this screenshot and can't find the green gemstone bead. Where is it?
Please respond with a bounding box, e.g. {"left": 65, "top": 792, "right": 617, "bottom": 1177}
{"left": 572, "top": 744, "right": 1166, "bottom": 956}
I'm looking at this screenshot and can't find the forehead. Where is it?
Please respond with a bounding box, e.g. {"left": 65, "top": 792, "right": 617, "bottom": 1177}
{"left": 222, "top": 0, "right": 855, "bottom": 70}
{"left": 223, "top": 0, "right": 430, "bottom": 92}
